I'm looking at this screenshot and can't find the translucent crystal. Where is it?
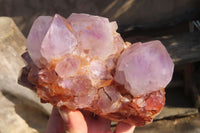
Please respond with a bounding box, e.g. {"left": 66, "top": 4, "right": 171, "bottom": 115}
{"left": 27, "top": 16, "right": 52, "bottom": 67}
{"left": 115, "top": 41, "right": 174, "bottom": 97}
{"left": 68, "top": 13, "right": 116, "bottom": 59}
{"left": 98, "top": 86, "right": 124, "bottom": 113}
{"left": 55, "top": 56, "right": 80, "bottom": 78}
{"left": 40, "top": 14, "right": 77, "bottom": 62}
{"left": 27, "top": 14, "right": 77, "bottom": 66}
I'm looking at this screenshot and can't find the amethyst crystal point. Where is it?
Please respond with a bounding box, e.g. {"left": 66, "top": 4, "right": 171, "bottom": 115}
{"left": 41, "top": 14, "right": 77, "bottom": 62}
{"left": 27, "top": 16, "right": 53, "bottom": 67}
{"left": 27, "top": 14, "right": 77, "bottom": 66}
{"left": 115, "top": 41, "right": 174, "bottom": 96}
{"left": 67, "top": 13, "right": 118, "bottom": 59}
{"left": 115, "top": 41, "right": 174, "bottom": 97}
{"left": 22, "top": 13, "right": 174, "bottom": 127}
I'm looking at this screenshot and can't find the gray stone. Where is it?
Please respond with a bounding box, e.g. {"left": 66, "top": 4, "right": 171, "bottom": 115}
{"left": 155, "top": 106, "right": 198, "bottom": 120}
{"left": 0, "top": 17, "right": 52, "bottom": 115}
{"left": 0, "top": 91, "right": 39, "bottom": 133}
{"left": 0, "top": 17, "right": 52, "bottom": 132}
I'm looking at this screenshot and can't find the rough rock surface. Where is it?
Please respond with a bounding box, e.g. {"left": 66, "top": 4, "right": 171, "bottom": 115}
{"left": 21, "top": 13, "right": 174, "bottom": 127}
{"left": 0, "top": 91, "right": 38, "bottom": 133}
{"left": 0, "top": 17, "right": 52, "bottom": 115}
{"left": 0, "top": 17, "right": 50, "bottom": 133}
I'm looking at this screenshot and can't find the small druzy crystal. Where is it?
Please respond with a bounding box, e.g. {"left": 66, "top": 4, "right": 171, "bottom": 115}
{"left": 21, "top": 13, "right": 174, "bottom": 127}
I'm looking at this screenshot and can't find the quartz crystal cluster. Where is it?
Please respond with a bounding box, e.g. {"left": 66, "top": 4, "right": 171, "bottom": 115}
{"left": 21, "top": 13, "right": 174, "bottom": 126}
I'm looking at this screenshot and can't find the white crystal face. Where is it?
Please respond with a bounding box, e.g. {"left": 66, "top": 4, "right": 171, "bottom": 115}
{"left": 40, "top": 14, "right": 77, "bottom": 62}
{"left": 68, "top": 13, "right": 115, "bottom": 59}
{"left": 115, "top": 41, "right": 174, "bottom": 97}
{"left": 27, "top": 16, "right": 53, "bottom": 67}
{"left": 55, "top": 56, "right": 81, "bottom": 78}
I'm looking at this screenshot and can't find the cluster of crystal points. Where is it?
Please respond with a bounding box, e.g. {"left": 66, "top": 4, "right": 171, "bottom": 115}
{"left": 26, "top": 13, "right": 174, "bottom": 126}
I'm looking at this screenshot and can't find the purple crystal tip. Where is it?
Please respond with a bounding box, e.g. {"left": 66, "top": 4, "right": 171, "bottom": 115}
{"left": 115, "top": 40, "right": 174, "bottom": 97}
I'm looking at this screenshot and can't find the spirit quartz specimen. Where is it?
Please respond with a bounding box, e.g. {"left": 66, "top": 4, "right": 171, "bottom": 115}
{"left": 21, "top": 13, "right": 174, "bottom": 127}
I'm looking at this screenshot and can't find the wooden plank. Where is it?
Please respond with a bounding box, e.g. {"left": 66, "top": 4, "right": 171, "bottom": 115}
{"left": 125, "top": 32, "right": 200, "bottom": 65}
{"left": 157, "top": 32, "right": 200, "bottom": 65}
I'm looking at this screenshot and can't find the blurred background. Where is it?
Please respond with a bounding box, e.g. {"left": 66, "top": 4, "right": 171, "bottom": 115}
{"left": 0, "top": 0, "right": 200, "bottom": 132}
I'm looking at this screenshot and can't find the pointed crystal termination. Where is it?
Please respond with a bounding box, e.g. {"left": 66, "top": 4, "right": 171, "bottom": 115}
{"left": 40, "top": 14, "right": 77, "bottom": 62}
{"left": 67, "top": 13, "right": 114, "bottom": 59}
{"left": 27, "top": 16, "right": 53, "bottom": 67}
{"left": 27, "top": 14, "right": 77, "bottom": 67}
{"left": 115, "top": 41, "right": 174, "bottom": 97}
{"left": 21, "top": 13, "right": 174, "bottom": 127}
